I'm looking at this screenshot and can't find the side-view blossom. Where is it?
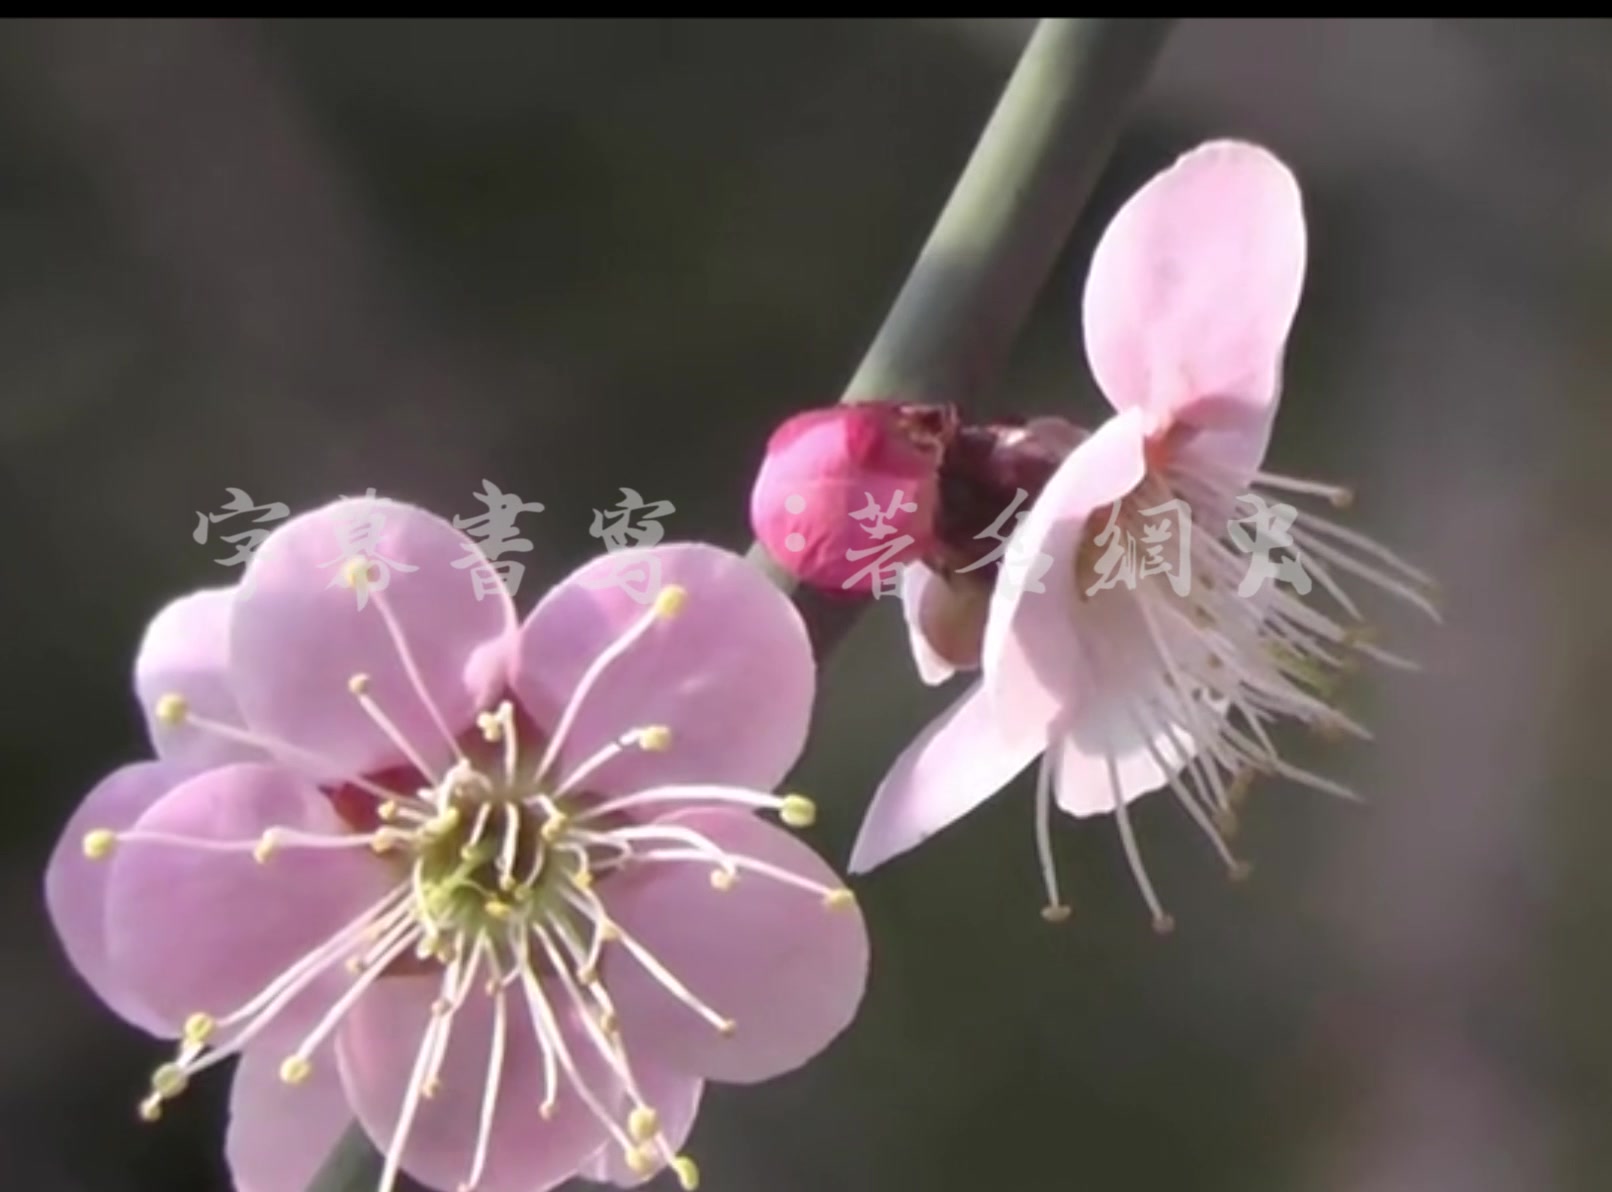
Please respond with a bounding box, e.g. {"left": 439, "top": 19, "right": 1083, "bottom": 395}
{"left": 46, "top": 497, "right": 869, "bottom": 1192}
{"left": 848, "top": 140, "right": 1438, "bottom": 928}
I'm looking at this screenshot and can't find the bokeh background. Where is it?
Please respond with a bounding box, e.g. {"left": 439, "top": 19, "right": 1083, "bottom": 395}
{"left": 3, "top": 17, "right": 1607, "bottom": 1192}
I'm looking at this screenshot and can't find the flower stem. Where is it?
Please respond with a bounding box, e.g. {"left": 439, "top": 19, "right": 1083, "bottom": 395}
{"left": 747, "top": 17, "right": 1180, "bottom": 656}
{"left": 305, "top": 17, "right": 1175, "bottom": 1192}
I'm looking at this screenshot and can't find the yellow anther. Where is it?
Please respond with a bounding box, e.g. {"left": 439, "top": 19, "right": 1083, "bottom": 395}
{"left": 1152, "top": 914, "right": 1177, "bottom": 936}
{"left": 539, "top": 1100, "right": 556, "bottom": 1120}
{"left": 154, "top": 693, "right": 189, "bottom": 726}
{"left": 628, "top": 1105, "right": 660, "bottom": 1143}
{"left": 369, "top": 828, "right": 406, "bottom": 855}
{"left": 138, "top": 1094, "right": 164, "bottom": 1123}
{"left": 709, "top": 869, "right": 735, "bottom": 892}
{"left": 779, "top": 794, "right": 817, "bottom": 829}
{"left": 477, "top": 711, "right": 503, "bottom": 743}
{"left": 483, "top": 899, "right": 513, "bottom": 922}
{"left": 421, "top": 1077, "right": 442, "bottom": 1099}
{"left": 600, "top": 921, "right": 622, "bottom": 943}
{"left": 1229, "top": 860, "right": 1254, "bottom": 884}
{"left": 82, "top": 829, "right": 117, "bottom": 860}
{"left": 346, "top": 956, "right": 367, "bottom": 975}
{"left": 1040, "top": 903, "right": 1072, "bottom": 924}
{"left": 151, "top": 1063, "right": 188, "bottom": 1098}
{"left": 673, "top": 1154, "right": 702, "bottom": 1190}
{"left": 654, "top": 584, "right": 688, "bottom": 618}
{"left": 716, "top": 1018, "right": 737, "bottom": 1037}
{"left": 576, "top": 964, "right": 599, "bottom": 986}
{"left": 540, "top": 813, "right": 571, "bottom": 844}
{"left": 279, "top": 1055, "right": 312, "bottom": 1085}
{"left": 347, "top": 672, "right": 372, "bottom": 696}
{"left": 624, "top": 1146, "right": 655, "bottom": 1177}
{"left": 183, "top": 1012, "right": 215, "bottom": 1044}
{"left": 571, "top": 869, "right": 595, "bottom": 892}
{"left": 599, "top": 1010, "right": 619, "bottom": 1035}
{"left": 340, "top": 556, "right": 372, "bottom": 590}
{"left": 822, "top": 887, "right": 857, "bottom": 911}
{"left": 637, "top": 725, "right": 673, "bottom": 753}
{"left": 1331, "top": 487, "right": 1356, "bottom": 509}
{"left": 253, "top": 830, "right": 281, "bottom": 864}
{"left": 1212, "top": 809, "right": 1239, "bottom": 839}
{"left": 377, "top": 800, "right": 399, "bottom": 822}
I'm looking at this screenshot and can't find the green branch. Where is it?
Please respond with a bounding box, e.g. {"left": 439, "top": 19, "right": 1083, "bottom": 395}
{"left": 307, "top": 17, "right": 1174, "bottom": 1192}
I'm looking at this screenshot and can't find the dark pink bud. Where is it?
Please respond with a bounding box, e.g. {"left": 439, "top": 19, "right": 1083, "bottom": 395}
{"left": 749, "top": 402, "right": 949, "bottom": 594}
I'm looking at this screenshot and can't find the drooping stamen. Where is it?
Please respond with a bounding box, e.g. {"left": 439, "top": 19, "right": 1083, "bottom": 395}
{"left": 420, "top": 940, "right": 487, "bottom": 1100}
{"left": 1034, "top": 743, "right": 1070, "bottom": 922}
{"left": 533, "top": 585, "right": 688, "bottom": 787}
{"left": 1106, "top": 751, "right": 1173, "bottom": 934}
{"left": 1128, "top": 701, "right": 1247, "bottom": 880}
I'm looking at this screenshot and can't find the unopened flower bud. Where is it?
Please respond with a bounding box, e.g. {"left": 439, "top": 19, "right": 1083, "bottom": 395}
{"left": 749, "top": 402, "right": 948, "bottom": 594}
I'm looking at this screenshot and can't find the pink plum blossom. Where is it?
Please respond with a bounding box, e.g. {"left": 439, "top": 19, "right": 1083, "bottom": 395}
{"left": 46, "top": 496, "right": 869, "bottom": 1192}
{"left": 851, "top": 140, "right": 1438, "bottom": 928}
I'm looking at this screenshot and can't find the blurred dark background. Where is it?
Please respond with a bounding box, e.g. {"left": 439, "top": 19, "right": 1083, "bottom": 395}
{"left": 3, "top": 16, "right": 1607, "bottom": 1192}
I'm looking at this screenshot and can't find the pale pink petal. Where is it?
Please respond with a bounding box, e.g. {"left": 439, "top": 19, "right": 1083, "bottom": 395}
{"left": 1049, "top": 706, "right": 1187, "bottom": 818}
{"left": 134, "top": 587, "right": 263, "bottom": 770}
{"left": 44, "top": 761, "right": 187, "bottom": 1035}
{"left": 226, "top": 1043, "right": 348, "bottom": 1192}
{"left": 899, "top": 564, "right": 985, "bottom": 685}
{"left": 230, "top": 496, "right": 516, "bottom": 781}
{"left": 104, "top": 762, "right": 393, "bottom": 1028}
{"left": 579, "top": 1066, "right": 703, "bottom": 1186}
{"left": 338, "top": 975, "right": 611, "bottom": 1192}
{"left": 849, "top": 682, "right": 1041, "bottom": 873}
{"left": 1082, "top": 140, "right": 1306, "bottom": 436}
{"left": 512, "top": 543, "right": 814, "bottom": 796}
{"left": 981, "top": 409, "right": 1149, "bottom": 748}
{"left": 602, "top": 808, "right": 867, "bottom": 1084}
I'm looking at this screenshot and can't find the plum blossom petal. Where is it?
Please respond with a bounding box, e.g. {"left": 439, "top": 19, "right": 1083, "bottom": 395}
{"left": 981, "top": 408, "right": 1149, "bottom": 747}
{"left": 44, "top": 761, "right": 187, "bottom": 1035}
{"left": 511, "top": 543, "right": 814, "bottom": 796}
{"left": 134, "top": 587, "right": 263, "bottom": 770}
{"left": 104, "top": 762, "right": 392, "bottom": 1031}
{"left": 580, "top": 1066, "right": 704, "bottom": 1187}
{"left": 603, "top": 808, "right": 868, "bottom": 1084}
{"left": 1050, "top": 706, "right": 1188, "bottom": 819}
{"left": 226, "top": 1043, "right": 348, "bottom": 1192}
{"left": 1082, "top": 140, "right": 1306, "bottom": 441}
{"left": 229, "top": 496, "right": 516, "bottom": 781}
{"left": 899, "top": 563, "right": 985, "bottom": 685}
{"left": 849, "top": 683, "right": 1041, "bottom": 873}
{"left": 338, "top": 975, "right": 612, "bottom": 1192}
